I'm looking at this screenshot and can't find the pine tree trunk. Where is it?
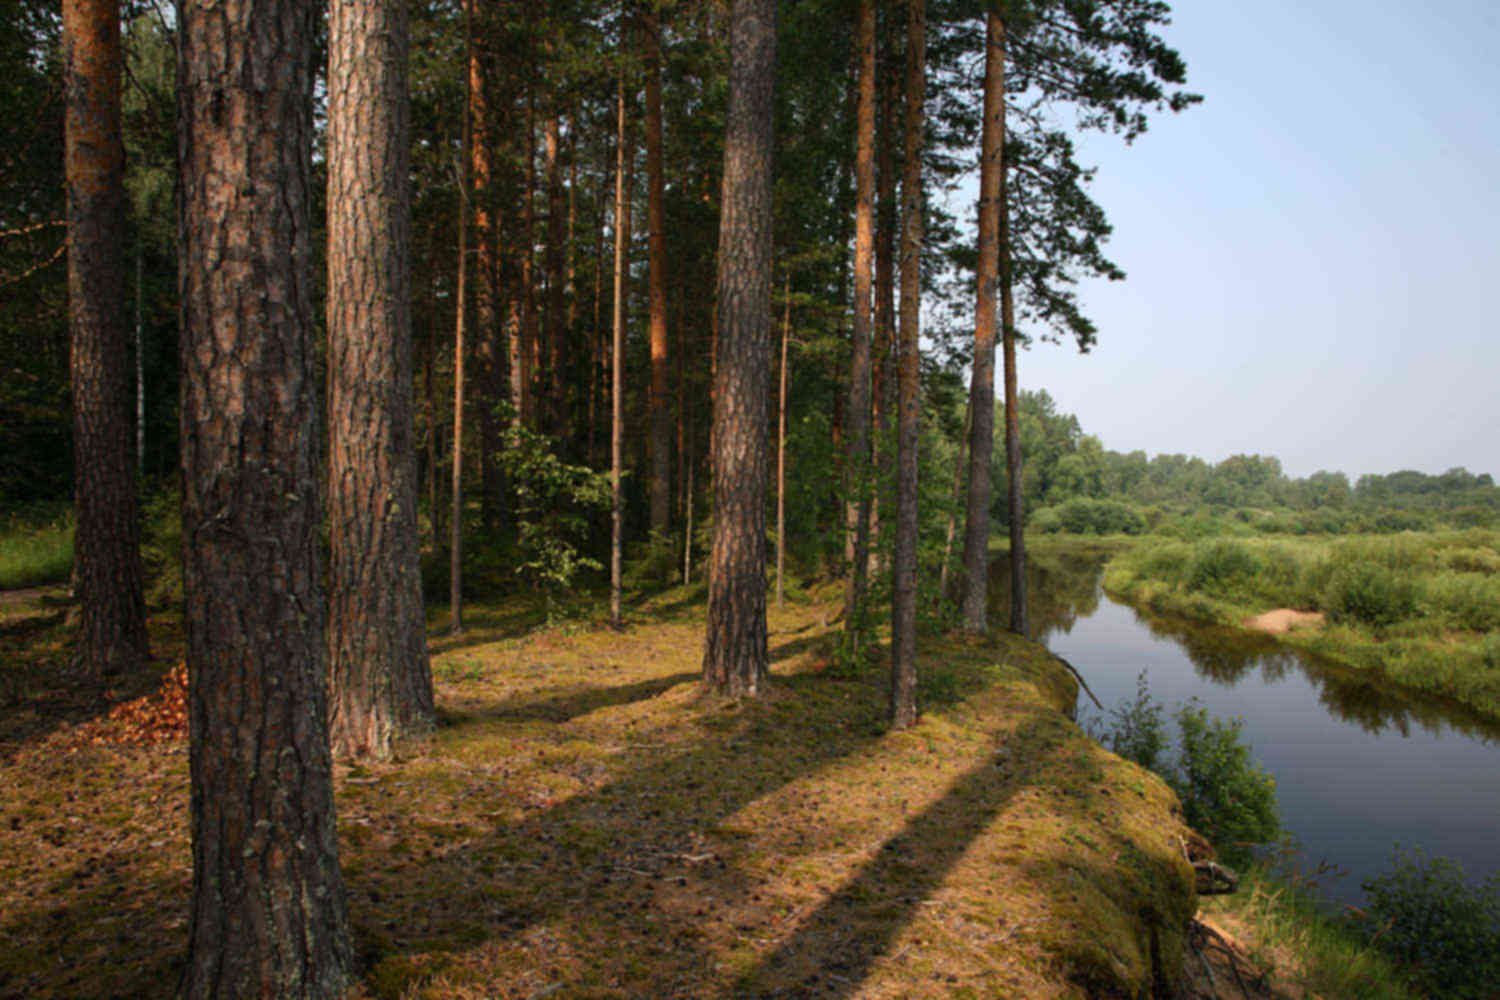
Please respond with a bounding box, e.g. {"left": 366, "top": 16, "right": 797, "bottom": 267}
{"left": 940, "top": 397, "right": 971, "bottom": 597}
{"left": 521, "top": 94, "right": 538, "bottom": 428}
{"left": 703, "top": 0, "right": 776, "bottom": 699}
{"left": 610, "top": 66, "right": 632, "bottom": 629}
{"left": 545, "top": 110, "right": 565, "bottom": 436}
{"left": 870, "top": 33, "right": 898, "bottom": 572}
{"left": 644, "top": 7, "right": 672, "bottom": 539}
{"left": 449, "top": 0, "right": 474, "bottom": 635}
{"left": 841, "top": 0, "right": 876, "bottom": 643}
{"left": 777, "top": 277, "right": 790, "bottom": 611}
{"left": 326, "top": 0, "right": 433, "bottom": 761}
{"left": 467, "top": 24, "right": 503, "bottom": 531}
{"left": 890, "top": 0, "right": 925, "bottom": 731}
{"left": 178, "top": 0, "right": 351, "bottom": 991}
{"left": 959, "top": 10, "right": 1005, "bottom": 633}
{"left": 64, "top": 0, "right": 148, "bottom": 679}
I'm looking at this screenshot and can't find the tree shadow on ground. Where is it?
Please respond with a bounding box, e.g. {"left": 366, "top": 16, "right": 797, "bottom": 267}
{"left": 0, "top": 614, "right": 1074, "bottom": 999}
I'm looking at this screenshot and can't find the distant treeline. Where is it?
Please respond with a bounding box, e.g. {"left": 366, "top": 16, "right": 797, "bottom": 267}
{"left": 995, "top": 390, "right": 1498, "bottom": 535}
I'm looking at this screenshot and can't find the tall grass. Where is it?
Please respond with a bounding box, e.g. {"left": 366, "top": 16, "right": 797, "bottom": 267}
{"left": 0, "top": 512, "right": 74, "bottom": 590}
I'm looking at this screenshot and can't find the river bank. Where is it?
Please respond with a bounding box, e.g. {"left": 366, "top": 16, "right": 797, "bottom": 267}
{"left": 1098, "top": 531, "right": 1500, "bottom": 719}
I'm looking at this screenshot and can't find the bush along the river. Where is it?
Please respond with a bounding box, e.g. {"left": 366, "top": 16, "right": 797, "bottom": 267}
{"left": 1089, "top": 672, "right": 1279, "bottom": 867}
{"left": 1361, "top": 848, "right": 1500, "bottom": 999}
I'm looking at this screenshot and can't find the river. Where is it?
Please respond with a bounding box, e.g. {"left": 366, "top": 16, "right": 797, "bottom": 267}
{"left": 991, "top": 549, "right": 1500, "bottom": 906}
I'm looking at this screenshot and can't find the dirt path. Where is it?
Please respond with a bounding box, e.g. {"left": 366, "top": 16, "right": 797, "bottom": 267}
{"left": 1243, "top": 609, "right": 1325, "bottom": 636}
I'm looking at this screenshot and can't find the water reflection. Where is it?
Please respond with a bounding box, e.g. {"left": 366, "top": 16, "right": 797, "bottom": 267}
{"left": 989, "top": 552, "right": 1500, "bottom": 746}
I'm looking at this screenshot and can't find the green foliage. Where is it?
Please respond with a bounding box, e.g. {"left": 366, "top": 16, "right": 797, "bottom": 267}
{"left": 1091, "top": 679, "right": 1279, "bottom": 867}
{"left": 1095, "top": 671, "right": 1166, "bottom": 773}
{"left": 1032, "top": 497, "right": 1146, "bottom": 536}
{"left": 1186, "top": 539, "right": 1261, "bottom": 597}
{"left": 1361, "top": 849, "right": 1500, "bottom": 999}
{"left": 1318, "top": 561, "right": 1420, "bottom": 628}
{"left": 499, "top": 425, "right": 610, "bottom": 621}
{"left": 0, "top": 508, "right": 72, "bottom": 590}
{"left": 140, "top": 490, "right": 183, "bottom": 608}
{"left": 1170, "top": 701, "right": 1279, "bottom": 864}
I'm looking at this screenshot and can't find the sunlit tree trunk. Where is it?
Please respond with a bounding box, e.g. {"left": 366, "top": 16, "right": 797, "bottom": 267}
{"left": 468, "top": 21, "right": 504, "bottom": 532}
{"left": 326, "top": 0, "right": 433, "bottom": 760}
{"left": 842, "top": 0, "right": 876, "bottom": 644}
{"left": 544, "top": 109, "right": 565, "bottom": 435}
{"left": 449, "top": 0, "right": 474, "bottom": 635}
{"left": 870, "top": 28, "right": 899, "bottom": 575}
{"left": 610, "top": 65, "right": 632, "bottom": 629}
{"left": 960, "top": 10, "right": 1005, "bottom": 632}
{"left": 891, "top": 0, "right": 925, "bottom": 730}
{"left": 1001, "top": 125, "right": 1028, "bottom": 636}
{"left": 703, "top": 0, "right": 776, "bottom": 698}
{"left": 178, "top": 0, "right": 351, "bottom": 990}
{"left": 64, "top": 0, "right": 148, "bottom": 678}
{"left": 644, "top": 6, "right": 673, "bottom": 539}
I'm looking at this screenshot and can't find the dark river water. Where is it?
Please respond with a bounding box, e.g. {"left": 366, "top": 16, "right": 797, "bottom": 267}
{"left": 990, "top": 550, "right": 1500, "bottom": 906}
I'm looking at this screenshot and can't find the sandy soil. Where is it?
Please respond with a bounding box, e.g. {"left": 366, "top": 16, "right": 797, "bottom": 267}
{"left": 1243, "top": 609, "right": 1326, "bottom": 635}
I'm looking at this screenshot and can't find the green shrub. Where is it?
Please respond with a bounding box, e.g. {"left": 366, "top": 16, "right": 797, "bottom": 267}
{"left": 1031, "top": 498, "right": 1146, "bottom": 536}
{"left": 1424, "top": 574, "right": 1500, "bottom": 632}
{"left": 1321, "top": 561, "right": 1420, "bottom": 627}
{"left": 1362, "top": 848, "right": 1500, "bottom": 999}
{"left": 1170, "top": 701, "right": 1279, "bottom": 864}
{"left": 1090, "top": 680, "right": 1279, "bottom": 867}
{"left": 1095, "top": 671, "right": 1166, "bottom": 773}
{"left": 1187, "top": 539, "right": 1261, "bottom": 597}
{"left": 1480, "top": 633, "right": 1500, "bottom": 671}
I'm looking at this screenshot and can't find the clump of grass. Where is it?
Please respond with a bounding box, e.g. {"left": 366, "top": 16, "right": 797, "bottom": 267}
{"left": 0, "top": 512, "right": 73, "bottom": 590}
{"left": 1203, "top": 865, "right": 1421, "bottom": 1000}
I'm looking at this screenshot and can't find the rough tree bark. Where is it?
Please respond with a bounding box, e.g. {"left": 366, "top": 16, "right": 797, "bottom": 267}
{"left": 703, "top": 0, "right": 776, "bottom": 699}
{"left": 959, "top": 9, "right": 1005, "bottom": 633}
{"left": 644, "top": 6, "right": 673, "bottom": 539}
{"left": 890, "top": 0, "right": 925, "bottom": 730}
{"left": 177, "top": 0, "right": 352, "bottom": 992}
{"left": 841, "top": 0, "right": 876, "bottom": 645}
{"left": 326, "top": 0, "right": 434, "bottom": 760}
{"left": 777, "top": 276, "right": 790, "bottom": 611}
{"left": 468, "top": 18, "right": 504, "bottom": 532}
{"left": 64, "top": 0, "right": 148, "bottom": 678}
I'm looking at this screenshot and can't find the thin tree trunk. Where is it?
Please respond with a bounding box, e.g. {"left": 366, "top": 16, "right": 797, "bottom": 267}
{"left": 940, "top": 397, "right": 971, "bottom": 598}
{"left": 777, "top": 275, "right": 790, "bottom": 611}
{"left": 870, "top": 31, "right": 899, "bottom": 572}
{"left": 703, "top": 0, "right": 775, "bottom": 699}
{"left": 644, "top": 5, "right": 672, "bottom": 539}
{"left": 891, "top": 0, "right": 925, "bottom": 730}
{"left": 960, "top": 9, "right": 1005, "bottom": 632}
{"left": 469, "top": 27, "right": 506, "bottom": 533}
{"left": 326, "top": 0, "right": 434, "bottom": 760}
{"left": 134, "top": 245, "right": 144, "bottom": 477}
{"left": 842, "top": 0, "right": 877, "bottom": 642}
{"left": 64, "top": 0, "right": 148, "bottom": 678}
{"left": 178, "top": 0, "right": 351, "bottom": 989}
{"left": 683, "top": 416, "right": 695, "bottom": 585}
{"left": 545, "top": 110, "right": 565, "bottom": 435}
{"left": 610, "top": 66, "right": 632, "bottom": 629}
{"left": 449, "top": 0, "right": 473, "bottom": 635}
{"left": 425, "top": 317, "right": 439, "bottom": 548}
{"left": 589, "top": 185, "right": 604, "bottom": 465}
{"left": 520, "top": 93, "right": 538, "bottom": 428}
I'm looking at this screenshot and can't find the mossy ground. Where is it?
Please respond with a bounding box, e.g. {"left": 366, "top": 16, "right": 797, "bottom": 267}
{"left": 0, "top": 582, "right": 1203, "bottom": 999}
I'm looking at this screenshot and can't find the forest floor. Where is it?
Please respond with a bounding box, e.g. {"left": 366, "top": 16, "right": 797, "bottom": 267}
{"left": 0, "top": 580, "right": 1315, "bottom": 999}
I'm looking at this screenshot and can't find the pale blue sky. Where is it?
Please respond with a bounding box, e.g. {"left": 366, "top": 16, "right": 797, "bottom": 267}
{"left": 1005, "top": 0, "right": 1500, "bottom": 480}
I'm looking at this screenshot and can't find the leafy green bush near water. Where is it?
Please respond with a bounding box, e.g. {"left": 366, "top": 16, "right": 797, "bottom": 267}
{"left": 1362, "top": 849, "right": 1500, "bottom": 999}
{"left": 1090, "top": 673, "right": 1279, "bottom": 866}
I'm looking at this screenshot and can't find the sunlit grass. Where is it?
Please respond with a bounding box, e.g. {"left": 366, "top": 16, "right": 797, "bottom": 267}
{"left": 0, "top": 512, "right": 73, "bottom": 590}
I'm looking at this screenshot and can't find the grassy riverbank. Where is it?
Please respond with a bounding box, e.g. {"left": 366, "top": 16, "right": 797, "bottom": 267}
{"left": 0, "top": 582, "right": 1208, "bottom": 999}
{"left": 1102, "top": 531, "right": 1500, "bottom": 718}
